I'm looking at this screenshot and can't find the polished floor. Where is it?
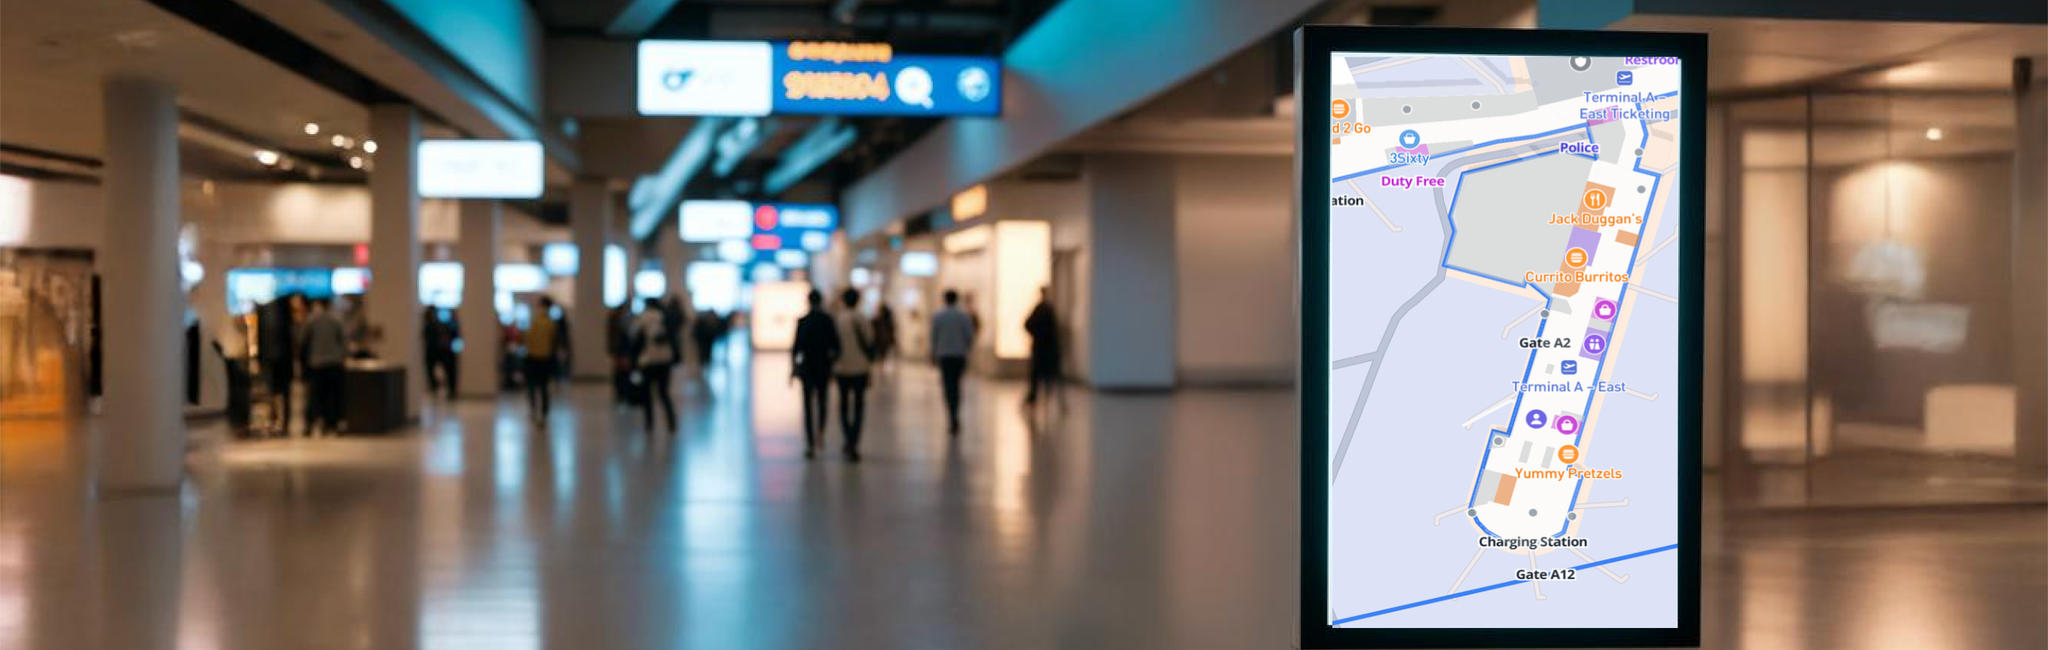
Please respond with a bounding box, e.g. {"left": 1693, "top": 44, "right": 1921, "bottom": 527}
{"left": 2, "top": 346, "right": 2043, "bottom": 649}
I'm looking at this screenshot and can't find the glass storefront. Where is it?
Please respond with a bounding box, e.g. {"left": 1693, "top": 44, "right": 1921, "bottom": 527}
{"left": 1719, "top": 64, "right": 2048, "bottom": 507}
{"left": 0, "top": 249, "right": 95, "bottom": 420}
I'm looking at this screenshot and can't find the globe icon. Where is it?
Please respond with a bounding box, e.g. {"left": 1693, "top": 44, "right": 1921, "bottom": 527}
{"left": 957, "top": 66, "right": 992, "bottom": 103}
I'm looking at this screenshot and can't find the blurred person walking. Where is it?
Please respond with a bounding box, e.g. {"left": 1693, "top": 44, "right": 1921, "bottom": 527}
{"left": 930, "top": 290, "right": 976, "bottom": 435}
{"left": 257, "top": 294, "right": 301, "bottom": 436}
{"left": 872, "top": 302, "right": 897, "bottom": 375}
{"left": 632, "top": 297, "right": 679, "bottom": 433}
{"left": 833, "top": 288, "right": 876, "bottom": 461}
{"left": 607, "top": 304, "right": 636, "bottom": 405}
{"left": 791, "top": 289, "right": 840, "bottom": 459}
{"left": 423, "top": 307, "right": 461, "bottom": 399}
{"left": 525, "top": 295, "right": 568, "bottom": 421}
{"left": 1024, "top": 286, "right": 1063, "bottom": 411}
{"left": 662, "top": 294, "right": 687, "bottom": 369}
{"left": 691, "top": 309, "right": 720, "bottom": 377}
{"left": 300, "top": 297, "right": 348, "bottom": 436}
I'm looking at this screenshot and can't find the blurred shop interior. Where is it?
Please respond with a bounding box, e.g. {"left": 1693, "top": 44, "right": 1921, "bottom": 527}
{"left": 1, "top": 0, "right": 2044, "bottom": 506}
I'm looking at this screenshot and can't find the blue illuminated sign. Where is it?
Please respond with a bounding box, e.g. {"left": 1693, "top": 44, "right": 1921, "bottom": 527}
{"left": 748, "top": 202, "right": 840, "bottom": 252}
{"left": 638, "top": 40, "right": 1000, "bottom": 117}
{"left": 773, "top": 45, "right": 1000, "bottom": 117}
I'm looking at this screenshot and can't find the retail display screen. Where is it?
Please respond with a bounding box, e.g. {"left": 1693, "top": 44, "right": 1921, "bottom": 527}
{"left": 225, "top": 267, "right": 334, "bottom": 314}
{"left": 417, "top": 140, "right": 544, "bottom": 199}
{"left": 1296, "top": 27, "right": 1703, "bottom": 649}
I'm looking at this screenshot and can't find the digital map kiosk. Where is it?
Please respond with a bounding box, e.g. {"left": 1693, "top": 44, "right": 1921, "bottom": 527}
{"left": 1297, "top": 26, "right": 1705, "bottom": 649}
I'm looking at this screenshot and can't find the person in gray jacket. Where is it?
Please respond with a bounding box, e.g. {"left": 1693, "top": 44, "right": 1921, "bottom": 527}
{"left": 299, "top": 297, "right": 350, "bottom": 436}
{"left": 929, "top": 289, "right": 976, "bottom": 435}
{"left": 833, "top": 288, "right": 876, "bottom": 461}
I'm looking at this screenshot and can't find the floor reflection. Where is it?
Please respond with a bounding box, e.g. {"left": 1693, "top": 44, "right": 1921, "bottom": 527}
{"left": 0, "top": 346, "right": 2042, "bottom": 649}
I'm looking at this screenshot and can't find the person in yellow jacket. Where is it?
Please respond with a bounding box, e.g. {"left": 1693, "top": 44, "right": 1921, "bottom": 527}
{"left": 524, "top": 295, "right": 569, "bottom": 421}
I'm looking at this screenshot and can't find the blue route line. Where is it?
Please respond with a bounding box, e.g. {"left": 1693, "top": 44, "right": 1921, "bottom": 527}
{"left": 1550, "top": 102, "right": 1668, "bottom": 536}
{"left": 1435, "top": 102, "right": 1670, "bottom": 537}
{"left": 1330, "top": 543, "right": 1679, "bottom": 626}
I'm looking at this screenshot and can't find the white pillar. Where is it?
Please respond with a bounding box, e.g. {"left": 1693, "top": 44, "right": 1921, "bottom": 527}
{"left": 657, "top": 225, "right": 690, "bottom": 297}
{"left": 457, "top": 201, "right": 499, "bottom": 399}
{"left": 622, "top": 225, "right": 640, "bottom": 307}
{"left": 2014, "top": 58, "right": 2047, "bottom": 474}
{"left": 658, "top": 226, "right": 689, "bottom": 301}
{"left": 570, "top": 178, "right": 610, "bottom": 379}
{"left": 97, "top": 75, "right": 185, "bottom": 493}
{"left": 1084, "top": 153, "right": 1177, "bottom": 389}
{"left": 369, "top": 104, "right": 422, "bottom": 417}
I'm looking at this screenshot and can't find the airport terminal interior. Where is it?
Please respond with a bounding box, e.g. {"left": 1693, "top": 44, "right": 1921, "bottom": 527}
{"left": 1, "top": 0, "right": 2045, "bottom": 648}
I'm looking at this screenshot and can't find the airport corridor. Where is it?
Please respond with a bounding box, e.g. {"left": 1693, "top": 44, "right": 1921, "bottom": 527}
{"left": 2, "top": 349, "right": 1302, "bottom": 649}
{"left": 6, "top": 346, "right": 2044, "bottom": 649}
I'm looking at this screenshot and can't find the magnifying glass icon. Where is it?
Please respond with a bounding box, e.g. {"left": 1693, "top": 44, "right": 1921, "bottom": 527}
{"left": 896, "top": 66, "right": 934, "bottom": 109}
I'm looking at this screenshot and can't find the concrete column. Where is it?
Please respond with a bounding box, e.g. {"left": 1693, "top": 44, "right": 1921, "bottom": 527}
{"left": 457, "top": 201, "right": 499, "bottom": 399}
{"left": 621, "top": 224, "right": 640, "bottom": 306}
{"left": 656, "top": 225, "right": 693, "bottom": 362}
{"left": 2013, "top": 58, "right": 2047, "bottom": 474}
{"left": 570, "top": 178, "right": 610, "bottom": 379}
{"left": 1083, "top": 154, "right": 1177, "bottom": 389}
{"left": 97, "top": 75, "right": 185, "bottom": 493}
{"left": 369, "top": 104, "right": 422, "bottom": 417}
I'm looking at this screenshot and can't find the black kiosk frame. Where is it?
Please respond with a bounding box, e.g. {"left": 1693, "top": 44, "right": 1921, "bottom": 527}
{"left": 1296, "top": 26, "right": 1705, "bottom": 649}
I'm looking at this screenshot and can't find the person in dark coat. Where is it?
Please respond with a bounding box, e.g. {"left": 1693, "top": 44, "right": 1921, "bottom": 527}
{"left": 691, "top": 309, "right": 719, "bottom": 376}
{"left": 607, "top": 304, "right": 637, "bottom": 405}
{"left": 423, "top": 306, "right": 460, "bottom": 399}
{"left": 1024, "top": 286, "right": 1063, "bottom": 408}
{"left": 258, "top": 294, "right": 302, "bottom": 436}
{"left": 872, "top": 303, "right": 897, "bottom": 374}
{"left": 790, "top": 289, "right": 840, "bottom": 459}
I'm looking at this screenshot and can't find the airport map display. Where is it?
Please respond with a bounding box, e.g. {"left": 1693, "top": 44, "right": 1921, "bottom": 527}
{"left": 1322, "top": 52, "right": 1682, "bottom": 629}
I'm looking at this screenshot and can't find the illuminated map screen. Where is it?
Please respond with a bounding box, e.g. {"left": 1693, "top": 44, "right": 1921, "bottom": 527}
{"left": 1320, "top": 50, "right": 1684, "bottom": 631}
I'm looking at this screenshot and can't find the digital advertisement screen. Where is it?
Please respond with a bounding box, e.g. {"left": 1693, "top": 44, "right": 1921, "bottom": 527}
{"left": 1297, "top": 27, "right": 1701, "bottom": 649}
{"left": 416, "top": 140, "right": 544, "bottom": 199}
{"left": 226, "top": 267, "right": 334, "bottom": 314}
{"left": 747, "top": 202, "right": 838, "bottom": 252}
{"left": 679, "top": 199, "right": 756, "bottom": 242}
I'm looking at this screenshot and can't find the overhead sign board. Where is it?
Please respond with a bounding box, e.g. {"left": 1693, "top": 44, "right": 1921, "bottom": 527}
{"left": 417, "top": 140, "right": 544, "bottom": 199}
{"left": 680, "top": 199, "right": 757, "bottom": 242}
{"left": 1296, "top": 27, "right": 1704, "bottom": 649}
{"left": 637, "top": 40, "right": 776, "bottom": 117}
{"left": 637, "top": 40, "right": 1000, "bottom": 117}
{"left": 745, "top": 202, "right": 839, "bottom": 252}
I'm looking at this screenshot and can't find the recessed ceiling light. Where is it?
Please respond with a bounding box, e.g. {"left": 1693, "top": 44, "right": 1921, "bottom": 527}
{"left": 254, "top": 150, "right": 279, "bottom": 165}
{"left": 1924, "top": 127, "right": 1943, "bottom": 141}
{"left": 347, "top": 156, "right": 364, "bottom": 169}
{"left": 303, "top": 122, "right": 320, "bottom": 135}
{"left": 331, "top": 134, "right": 349, "bottom": 148}
{"left": 361, "top": 140, "right": 378, "bottom": 154}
